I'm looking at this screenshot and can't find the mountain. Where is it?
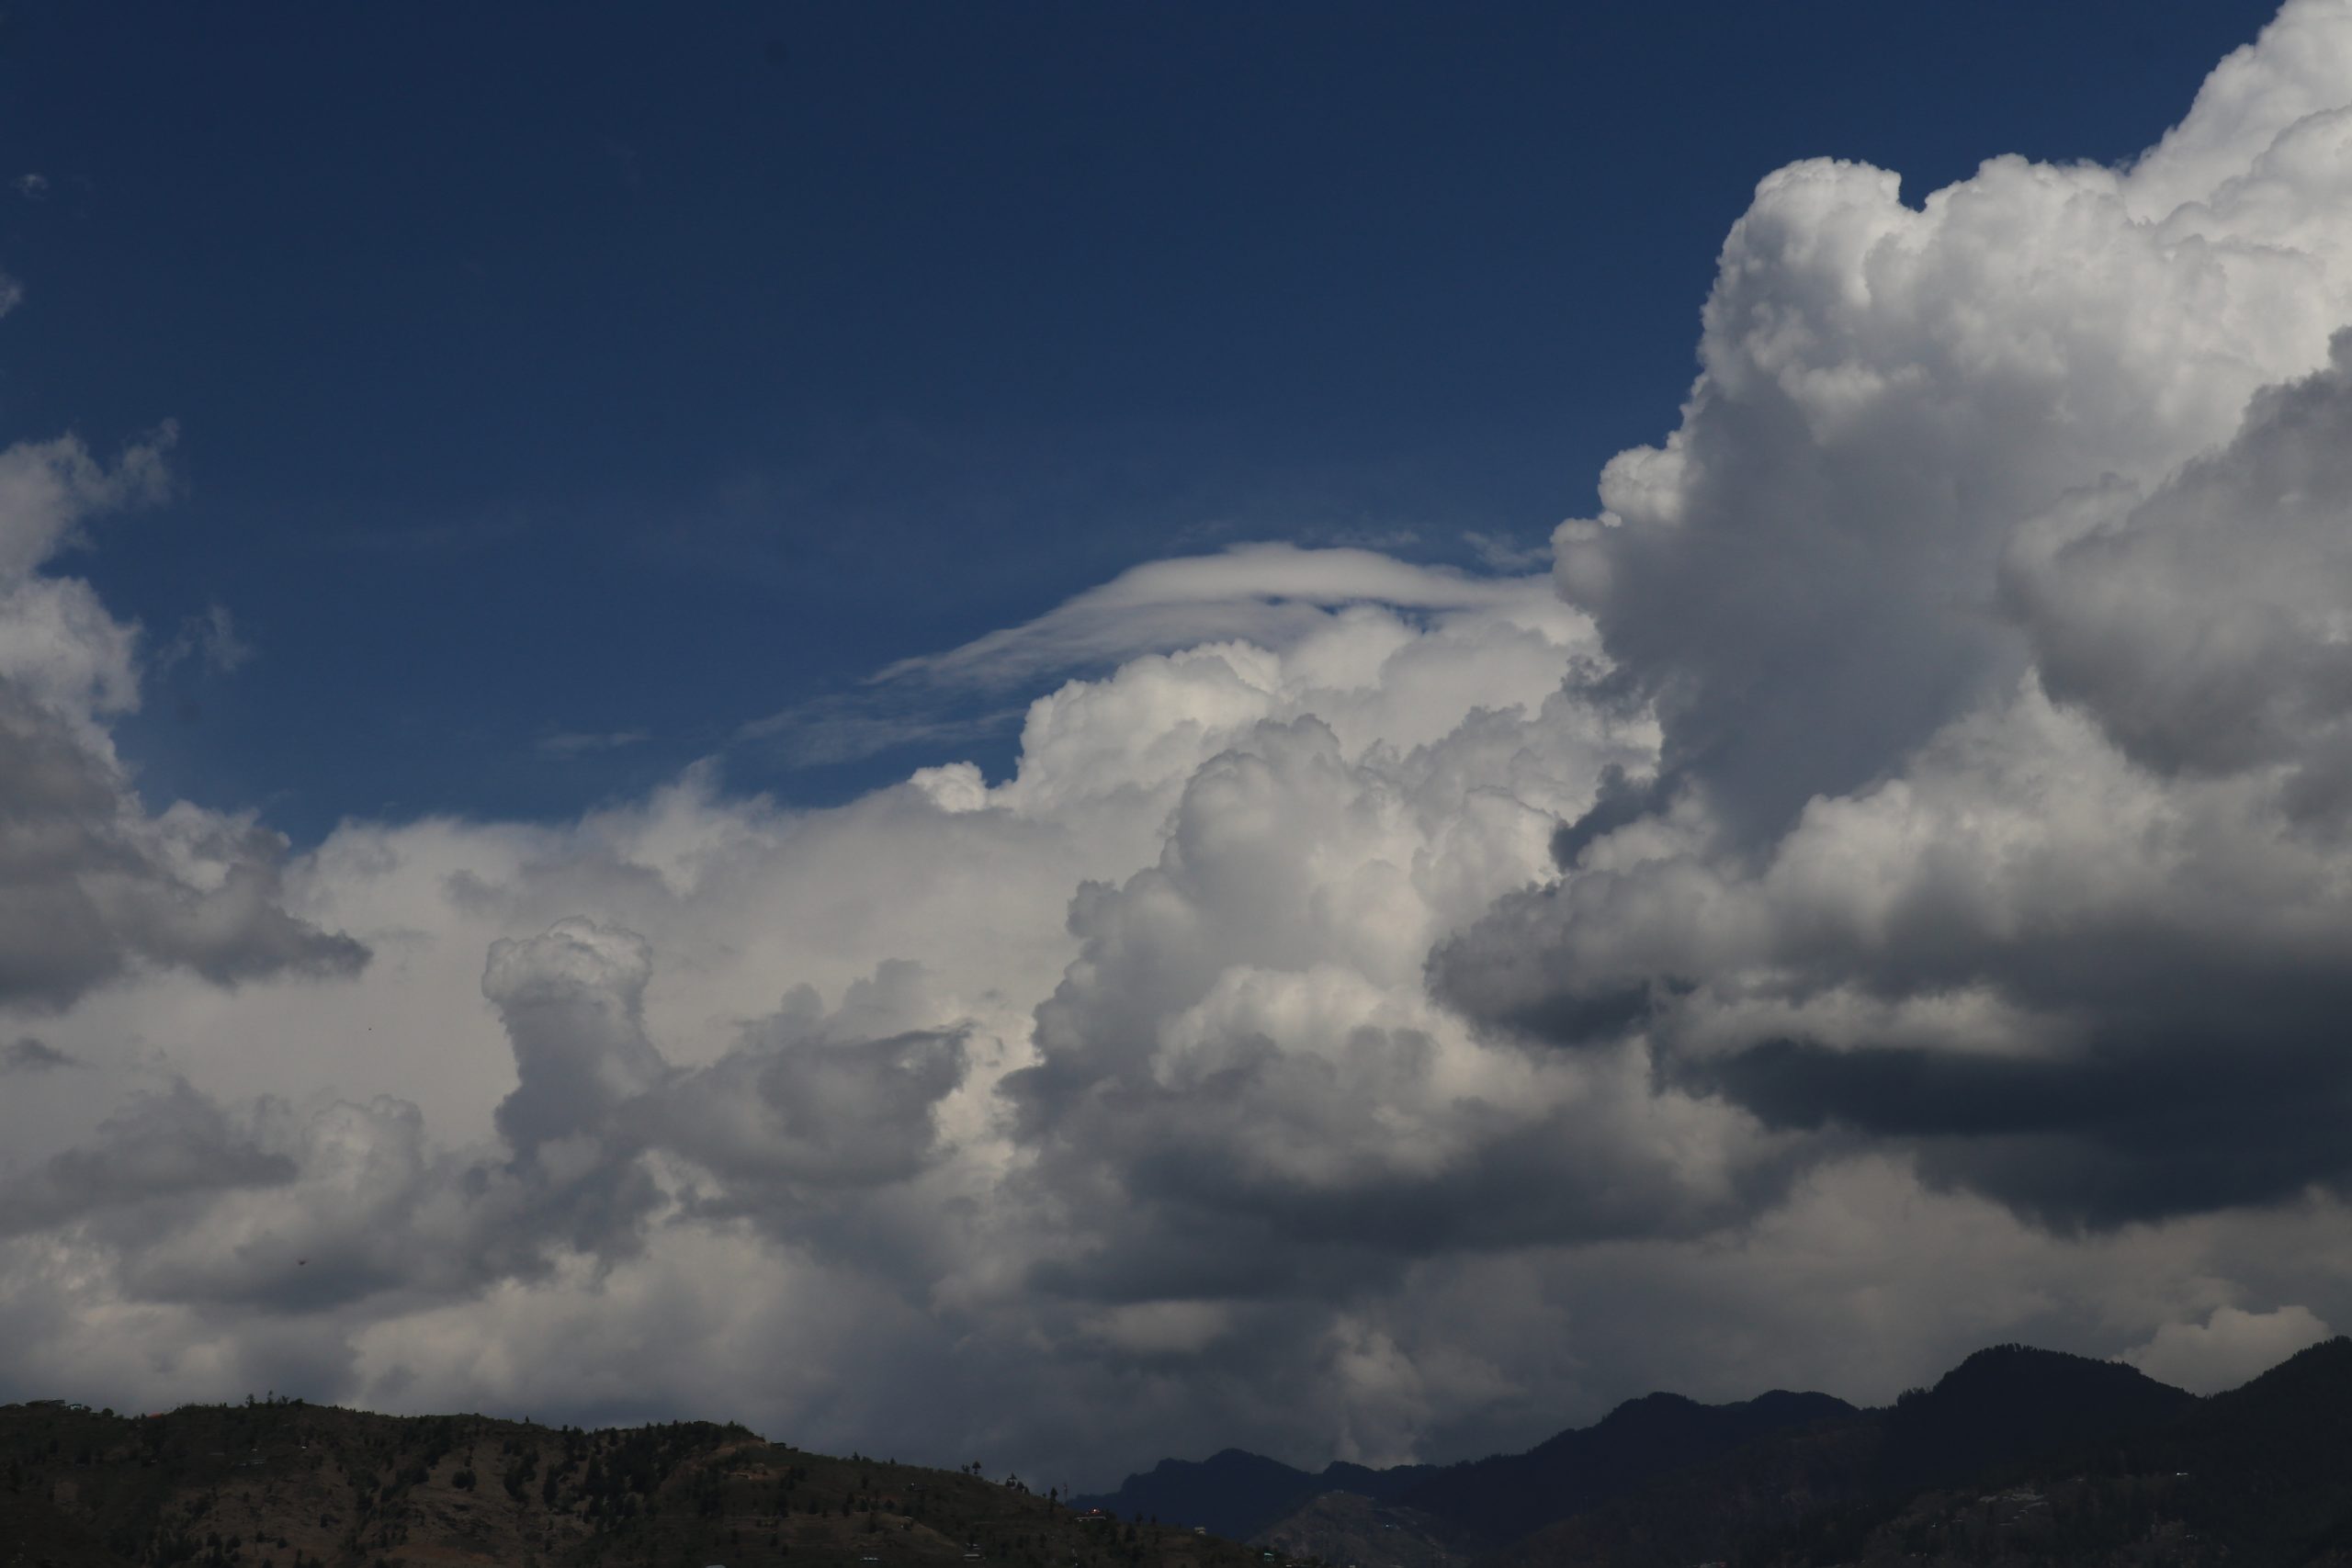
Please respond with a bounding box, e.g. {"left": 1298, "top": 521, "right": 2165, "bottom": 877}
{"left": 1395, "top": 1389, "right": 1860, "bottom": 1546}
{"left": 1069, "top": 1448, "right": 1434, "bottom": 1540}
{"left": 1873, "top": 1342, "right": 2196, "bottom": 1494}
{"left": 1518, "top": 1343, "right": 2352, "bottom": 1568}
{"left": 1, "top": 1484, "right": 119, "bottom": 1562}
{"left": 0, "top": 1398, "right": 1276, "bottom": 1568}
{"left": 2132, "top": 1335, "right": 2352, "bottom": 1562}
{"left": 1486, "top": 1414, "right": 1883, "bottom": 1568}
{"left": 1096, "top": 1347, "right": 2209, "bottom": 1568}
{"left": 1080, "top": 1389, "right": 1860, "bottom": 1565}
{"left": 2145, "top": 1334, "right": 2352, "bottom": 1552}
{"left": 1255, "top": 1493, "right": 1471, "bottom": 1568}
{"left": 1730, "top": 1340, "right": 2352, "bottom": 1568}
{"left": 16, "top": 1340, "right": 2346, "bottom": 1568}
{"left": 1496, "top": 1348, "right": 2198, "bottom": 1568}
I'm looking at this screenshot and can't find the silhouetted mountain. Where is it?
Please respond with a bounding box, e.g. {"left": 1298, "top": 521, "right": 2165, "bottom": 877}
{"left": 1070, "top": 1448, "right": 1434, "bottom": 1540}
{"left": 1397, "top": 1389, "right": 1860, "bottom": 1545}
{"left": 1083, "top": 1389, "right": 1859, "bottom": 1562}
{"left": 1710, "top": 1345, "right": 2352, "bottom": 1568}
{"left": 2099, "top": 1335, "right": 2352, "bottom": 1563}
{"left": 25, "top": 1338, "right": 2339, "bottom": 1568}
{"left": 1488, "top": 1415, "right": 1883, "bottom": 1568}
{"left": 1284, "top": 1348, "right": 2211, "bottom": 1568}
{"left": 1872, "top": 1342, "right": 2194, "bottom": 1495}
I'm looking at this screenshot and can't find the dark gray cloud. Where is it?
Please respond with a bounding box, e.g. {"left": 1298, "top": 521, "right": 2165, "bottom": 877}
{"left": 651, "top": 1023, "right": 967, "bottom": 1195}
{"left": 2010, "top": 330, "right": 2352, "bottom": 785}
{"left": 1435, "top": 702, "right": 2352, "bottom": 1230}
{"left": 0, "top": 1035, "right": 73, "bottom": 1072}
{"left": 1690, "top": 1022, "right": 2352, "bottom": 1230}
{"left": 992, "top": 716, "right": 1781, "bottom": 1327}
{"left": 0, "top": 1079, "right": 295, "bottom": 1238}
{"left": 483, "top": 924, "right": 970, "bottom": 1214}
{"left": 0, "top": 679, "right": 365, "bottom": 1010}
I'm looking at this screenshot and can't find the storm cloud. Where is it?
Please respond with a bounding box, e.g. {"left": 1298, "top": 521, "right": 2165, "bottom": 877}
{"left": 1436, "top": 17, "right": 2352, "bottom": 1235}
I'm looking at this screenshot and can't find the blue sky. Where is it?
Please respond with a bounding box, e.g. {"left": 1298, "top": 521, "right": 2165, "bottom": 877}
{"left": 0, "top": 0, "right": 2277, "bottom": 840}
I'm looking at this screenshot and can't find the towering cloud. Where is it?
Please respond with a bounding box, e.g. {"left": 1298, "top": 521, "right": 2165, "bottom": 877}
{"left": 1439, "top": 0, "right": 2352, "bottom": 1240}
{"left": 5, "top": 0, "right": 2352, "bottom": 1492}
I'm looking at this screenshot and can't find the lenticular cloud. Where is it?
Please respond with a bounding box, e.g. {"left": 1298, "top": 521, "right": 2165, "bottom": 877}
{"left": 6, "top": 0, "right": 2352, "bottom": 1486}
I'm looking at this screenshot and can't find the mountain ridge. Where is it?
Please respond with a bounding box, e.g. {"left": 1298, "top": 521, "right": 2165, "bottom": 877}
{"left": 1071, "top": 1387, "right": 1861, "bottom": 1547}
{"left": 18, "top": 1339, "right": 2352, "bottom": 1568}
{"left": 1068, "top": 1446, "right": 1436, "bottom": 1540}
{"left": 1082, "top": 1344, "right": 2232, "bottom": 1568}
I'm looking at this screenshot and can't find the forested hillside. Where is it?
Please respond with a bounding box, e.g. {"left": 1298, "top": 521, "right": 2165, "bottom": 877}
{"left": 0, "top": 1398, "right": 1271, "bottom": 1568}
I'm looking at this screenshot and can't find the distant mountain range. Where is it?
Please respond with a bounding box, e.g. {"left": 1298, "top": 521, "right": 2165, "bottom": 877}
{"left": 10, "top": 1337, "right": 2352, "bottom": 1567}
{"left": 1066, "top": 1447, "right": 1438, "bottom": 1542}
{"left": 1070, "top": 1389, "right": 1856, "bottom": 1546}
{"left": 1080, "top": 1339, "right": 2352, "bottom": 1568}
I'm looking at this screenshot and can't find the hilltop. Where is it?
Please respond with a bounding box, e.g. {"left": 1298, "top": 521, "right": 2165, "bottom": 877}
{"left": 0, "top": 1399, "right": 1272, "bottom": 1568}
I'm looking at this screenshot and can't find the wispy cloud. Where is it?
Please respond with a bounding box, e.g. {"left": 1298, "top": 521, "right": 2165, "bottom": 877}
{"left": 736, "top": 693, "right": 1023, "bottom": 769}
{"left": 1, "top": 1036, "right": 76, "bottom": 1074}
{"left": 1464, "top": 530, "right": 1552, "bottom": 572}
{"left": 537, "top": 728, "right": 650, "bottom": 759}
{"left": 874, "top": 542, "right": 1550, "bottom": 692}
{"left": 732, "top": 543, "right": 1548, "bottom": 771}
{"left": 154, "top": 603, "right": 254, "bottom": 676}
